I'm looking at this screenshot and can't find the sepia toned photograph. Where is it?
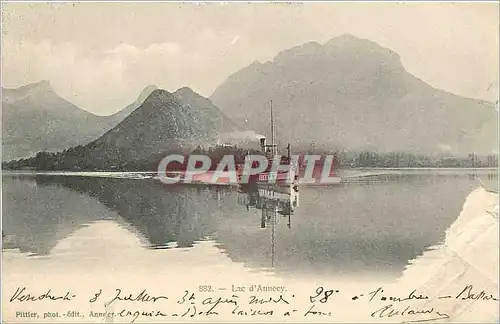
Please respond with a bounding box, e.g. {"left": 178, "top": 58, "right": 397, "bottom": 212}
{"left": 1, "top": 1, "right": 498, "bottom": 323}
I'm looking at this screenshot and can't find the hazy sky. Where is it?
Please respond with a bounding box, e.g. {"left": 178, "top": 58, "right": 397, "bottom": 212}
{"left": 1, "top": 2, "right": 498, "bottom": 115}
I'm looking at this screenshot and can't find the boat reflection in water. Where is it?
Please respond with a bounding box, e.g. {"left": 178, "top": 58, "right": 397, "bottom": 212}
{"left": 236, "top": 183, "right": 299, "bottom": 268}
{"left": 237, "top": 184, "right": 299, "bottom": 229}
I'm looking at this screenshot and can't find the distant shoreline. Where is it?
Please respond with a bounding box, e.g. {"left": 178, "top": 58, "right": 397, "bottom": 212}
{"left": 2, "top": 167, "right": 497, "bottom": 176}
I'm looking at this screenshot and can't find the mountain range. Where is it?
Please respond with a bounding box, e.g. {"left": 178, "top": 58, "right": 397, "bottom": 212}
{"left": 2, "top": 34, "right": 497, "bottom": 168}
{"left": 211, "top": 34, "right": 497, "bottom": 155}
{"left": 1, "top": 81, "right": 158, "bottom": 161}
{"left": 4, "top": 88, "right": 235, "bottom": 170}
{"left": 83, "top": 87, "right": 235, "bottom": 167}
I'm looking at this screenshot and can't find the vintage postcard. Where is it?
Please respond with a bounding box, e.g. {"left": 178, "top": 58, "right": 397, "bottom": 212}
{"left": 1, "top": 1, "right": 498, "bottom": 323}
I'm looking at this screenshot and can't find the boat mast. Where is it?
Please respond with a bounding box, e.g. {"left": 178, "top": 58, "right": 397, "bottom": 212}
{"left": 270, "top": 100, "right": 276, "bottom": 157}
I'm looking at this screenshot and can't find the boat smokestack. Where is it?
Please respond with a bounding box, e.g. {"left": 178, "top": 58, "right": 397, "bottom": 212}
{"left": 260, "top": 137, "right": 266, "bottom": 153}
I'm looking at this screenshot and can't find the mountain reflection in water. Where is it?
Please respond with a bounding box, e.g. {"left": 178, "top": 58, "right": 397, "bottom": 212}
{"left": 2, "top": 172, "right": 494, "bottom": 279}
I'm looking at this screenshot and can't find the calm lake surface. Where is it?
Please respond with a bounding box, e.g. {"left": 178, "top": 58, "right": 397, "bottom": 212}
{"left": 2, "top": 170, "right": 498, "bottom": 281}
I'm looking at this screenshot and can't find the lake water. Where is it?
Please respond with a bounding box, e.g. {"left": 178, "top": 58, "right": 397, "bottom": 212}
{"left": 3, "top": 170, "right": 497, "bottom": 282}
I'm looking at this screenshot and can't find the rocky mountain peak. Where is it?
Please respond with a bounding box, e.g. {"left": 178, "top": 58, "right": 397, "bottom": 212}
{"left": 174, "top": 86, "right": 197, "bottom": 98}
{"left": 135, "top": 85, "right": 158, "bottom": 103}
{"left": 210, "top": 36, "right": 497, "bottom": 155}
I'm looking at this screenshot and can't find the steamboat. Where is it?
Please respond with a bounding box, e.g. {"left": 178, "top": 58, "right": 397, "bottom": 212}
{"left": 241, "top": 100, "right": 299, "bottom": 194}
{"left": 168, "top": 100, "right": 340, "bottom": 187}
